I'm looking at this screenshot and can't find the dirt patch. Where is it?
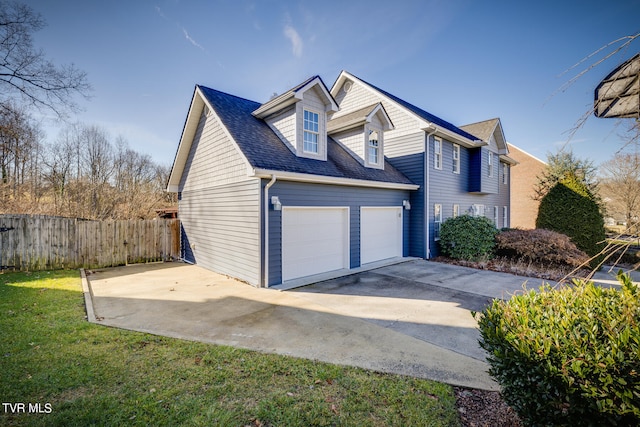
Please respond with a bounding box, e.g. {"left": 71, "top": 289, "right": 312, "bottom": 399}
{"left": 454, "top": 387, "right": 522, "bottom": 427}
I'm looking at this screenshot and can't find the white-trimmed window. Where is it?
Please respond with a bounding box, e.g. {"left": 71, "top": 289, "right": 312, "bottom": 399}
{"left": 434, "top": 137, "right": 442, "bottom": 170}
{"left": 452, "top": 144, "right": 460, "bottom": 174}
{"left": 434, "top": 204, "right": 442, "bottom": 240}
{"left": 488, "top": 151, "right": 494, "bottom": 177}
{"left": 368, "top": 130, "right": 380, "bottom": 165}
{"left": 503, "top": 206, "right": 508, "bottom": 228}
{"left": 502, "top": 163, "right": 508, "bottom": 184}
{"left": 472, "top": 204, "right": 485, "bottom": 217}
{"left": 303, "top": 109, "right": 319, "bottom": 154}
{"left": 493, "top": 206, "right": 498, "bottom": 226}
{"left": 453, "top": 204, "right": 460, "bottom": 218}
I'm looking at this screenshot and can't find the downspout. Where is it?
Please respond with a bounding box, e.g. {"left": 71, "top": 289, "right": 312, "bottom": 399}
{"left": 424, "top": 124, "right": 437, "bottom": 259}
{"left": 263, "top": 175, "right": 277, "bottom": 287}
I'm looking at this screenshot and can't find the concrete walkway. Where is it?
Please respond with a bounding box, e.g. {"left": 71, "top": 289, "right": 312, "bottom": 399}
{"left": 83, "top": 259, "right": 636, "bottom": 391}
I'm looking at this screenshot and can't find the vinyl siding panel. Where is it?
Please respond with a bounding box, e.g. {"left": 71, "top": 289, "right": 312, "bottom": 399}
{"left": 266, "top": 180, "right": 410, "bottom": 286}
{"left": 333, "top": 79, "right": 425, "bottom": 147}
{"left": 266, "top": 106, "right": 296, "bottom": 151}
{"left": 331, "top": 128, "right": 365, "bottom": 165}
{"left": 179, "top": 180, "right": 261, "bottom": 285}
{"left": 385, "top": 133, "right": 426, "bottom": 258}
{"left": 179, "top": 109, "right": 247, "bottom": 191}
{"left": 428, "top": 136, "right": 511, "bottom": 256}
{"left": 177, "top": 106, "right": 261, "bottom": 286}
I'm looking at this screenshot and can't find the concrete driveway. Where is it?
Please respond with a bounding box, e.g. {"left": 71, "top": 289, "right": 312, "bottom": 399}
{"left": 84, "top": 259, "right": 552, "bottom": 391}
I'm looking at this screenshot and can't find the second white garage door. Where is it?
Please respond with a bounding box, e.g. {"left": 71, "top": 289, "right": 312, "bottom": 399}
{"left": 282, "top": 207, "right": 349, "bottom": 282}
{"left": 360, "top": 207, "right": 403, "bottom": 265}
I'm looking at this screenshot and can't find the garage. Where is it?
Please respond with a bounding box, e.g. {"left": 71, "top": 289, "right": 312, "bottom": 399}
{"left": 281, "top": 207, "right": 350, "bottom": 282}
{"left": 360, "top": 207, "right": 403, "bottom": 265}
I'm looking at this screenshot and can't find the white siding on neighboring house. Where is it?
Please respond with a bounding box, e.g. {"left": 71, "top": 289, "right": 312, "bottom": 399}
{"left": 178, "top": 107, "right": 261, "bottom": 286}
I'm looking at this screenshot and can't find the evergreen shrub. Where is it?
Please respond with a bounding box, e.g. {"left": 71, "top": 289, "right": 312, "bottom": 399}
{"left": 475, "top": 272, "right": 640, "bottom": 426}
{"left": 439, "top": 215, "right": 497, "bottom": 261}
{"left": 536, "top": 176, "right": 606, "bottom": 268}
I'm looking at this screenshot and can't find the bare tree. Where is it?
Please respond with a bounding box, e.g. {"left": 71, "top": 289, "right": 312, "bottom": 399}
{"left": 0, "top": 102, "right": 41, "bottom": 210}
{"left": 0, "top": 1, "right": 91, "bottom": 117}
{"left": 600, "top": 152, "right": 640, "bottom": 232}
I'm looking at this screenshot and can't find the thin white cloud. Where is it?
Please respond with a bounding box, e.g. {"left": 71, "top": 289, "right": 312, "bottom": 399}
{"left": 283, "top": 24, "right": 303, "bottom": 58}
{"left": 182, "top": 28, "right": 205, "bottom": 51}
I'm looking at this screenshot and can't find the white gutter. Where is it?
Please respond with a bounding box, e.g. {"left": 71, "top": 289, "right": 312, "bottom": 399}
{"left": 251, "top": 168, "right": 419, "bottom": 191}
{"left": 263, "top": 175, "right": 277, "bottom": 287}
{"left": 424, "top": 124, "right": 438, "bottom": 259}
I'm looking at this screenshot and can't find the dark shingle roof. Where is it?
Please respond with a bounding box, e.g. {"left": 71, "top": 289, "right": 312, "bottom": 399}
{"left": 198, "top": 85, "right": 415, "bottom": 186}
{"left": 352, "top": 75, "right": 481, "bottom": 142}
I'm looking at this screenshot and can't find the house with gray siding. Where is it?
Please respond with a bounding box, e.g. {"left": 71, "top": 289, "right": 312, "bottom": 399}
{"left": 330, "top": 71, "right": 516, "bottom": 258}
{"left": 167, "top": 72, "right": 516, "bottom": 287}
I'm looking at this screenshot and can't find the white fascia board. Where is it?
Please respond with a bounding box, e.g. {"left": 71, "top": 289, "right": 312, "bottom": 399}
{"left": 166, "top": 87, "right": 203, "bottom": 191}
{"left": 251, "top": 168, "right": 419, "bottom": 191}
{"left": 295, "top": 76, "right": 340, "bottom": 112}
{"left": 367, "top": 103, "right": 394, "bottom": 130}
{"left": 420, "top": 123, "right": 485, "bottom": 148}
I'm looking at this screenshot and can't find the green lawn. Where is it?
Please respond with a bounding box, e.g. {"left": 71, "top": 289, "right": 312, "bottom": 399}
{"left": 0, "top": 270, "right": 461, "bottom": 426}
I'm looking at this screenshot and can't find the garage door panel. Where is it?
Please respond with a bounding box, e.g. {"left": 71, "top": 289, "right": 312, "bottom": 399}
{"left": 361, "top": 207, "right": 402, "bottom": 265}
{"left": 282, "top": 207, "right": 349, "bottom": 282}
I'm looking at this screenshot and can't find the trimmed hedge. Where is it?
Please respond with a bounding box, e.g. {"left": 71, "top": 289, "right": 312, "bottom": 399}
{"left": 475, "top": 272, "right": 640, "bottom": 426}
{"left": 439, "top": 215, "right": 497, "bottom": 261}
{"left": 495, "top": 228, "right": 589, "bottom": 268}
{"left": 536, "top": 176, "right": 606, "bottom": 268}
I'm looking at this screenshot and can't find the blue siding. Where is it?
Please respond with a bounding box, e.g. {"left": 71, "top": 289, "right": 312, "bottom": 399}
{"left": 265, "top": 180, "right": 411, "bottom": 286}
{"left": 387, "top": 153, "right": 426, "bottom": 258}
{"left": 469, "top": 147, "right": 499, "bottom": 194}
{"left": 427, "top": 137, "right": 511, "bottom": 257}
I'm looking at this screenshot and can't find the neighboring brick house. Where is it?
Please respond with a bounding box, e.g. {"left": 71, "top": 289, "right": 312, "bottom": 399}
{"left": 506, "top": 143, "right": 546, "bottom": 229}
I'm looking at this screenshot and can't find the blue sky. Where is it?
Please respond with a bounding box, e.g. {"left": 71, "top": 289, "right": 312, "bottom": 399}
{"left": 25, "top": 0, "right": 640, "bottom": 167}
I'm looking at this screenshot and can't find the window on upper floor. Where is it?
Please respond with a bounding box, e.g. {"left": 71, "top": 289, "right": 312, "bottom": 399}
{"left": 434, "top": 137, "right": 442, "bottom": 170}
{"left": 303, "top": 109, "right": 319, "bottom": 154}
{"left": 488, "top": 151, "right": 494, "bottom": 177}
{"left": 368, "top": 130, "right": 380, "bottom": 165}
{"left": 502, "top": 163, "right": 508, "bottom": 184}
{"left": 452, "top": 144, "right": 460, "bottom": 174}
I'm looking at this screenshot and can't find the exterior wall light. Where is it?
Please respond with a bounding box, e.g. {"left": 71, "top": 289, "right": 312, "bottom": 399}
{"left": 271, "top": 196, "right": 282, "bottom": 211}
{"left": 403, "top": 200, "right": 411, "bottom": 210}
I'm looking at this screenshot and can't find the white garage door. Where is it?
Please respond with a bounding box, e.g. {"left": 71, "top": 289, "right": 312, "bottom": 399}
{"left": 282, "top": 207, "right": 349, "bottom": 282}
{"left": 361, "top": 207, "right": 403, "bottom": 265}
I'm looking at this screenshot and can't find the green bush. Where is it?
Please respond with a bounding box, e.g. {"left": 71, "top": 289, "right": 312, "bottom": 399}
{"left": 475, "top": 272, "right": 640, "bottom": 426}
{"left": 495, "top": 228, "right": 589, "bottom": 268}
{"left": 536, "top": 176, "right": 606, "bottom": 269}
{"left": 439, "top": 215, "right": 497, "bottom": 261}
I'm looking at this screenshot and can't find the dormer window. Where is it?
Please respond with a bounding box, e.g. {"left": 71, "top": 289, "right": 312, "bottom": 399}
{"left": 368, "top": 130, "right": 379, "bottom": 164}
{"left": 303, "top": 109, "right": 319, "bottom": 154}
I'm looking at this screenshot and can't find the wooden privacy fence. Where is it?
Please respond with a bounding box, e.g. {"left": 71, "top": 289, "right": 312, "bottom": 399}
{"left": 0, "top": 215, "right": 180, "bottom": 271}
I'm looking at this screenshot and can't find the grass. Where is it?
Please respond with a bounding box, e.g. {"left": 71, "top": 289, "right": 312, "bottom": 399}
{"left": 0, "top": 270, "right": 461, "bottom": 426}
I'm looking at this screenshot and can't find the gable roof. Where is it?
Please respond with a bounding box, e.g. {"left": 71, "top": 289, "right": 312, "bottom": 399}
{"left": 331, "top": 71, "right": 484, "bottom": 146}
{"left": 252, "top": 75, "right": 339, "bottom": 119}
{"left": 167, "top": 84, "right": 417, "bottom": 191}
{"left": 327, "top": 103, "right": 393, "bottom": 134}
{"left": 460, "top": 118, "right": 515, "bottom": 162}
{"left": 459, "top": 118, "right": 501, "bottom": 143}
